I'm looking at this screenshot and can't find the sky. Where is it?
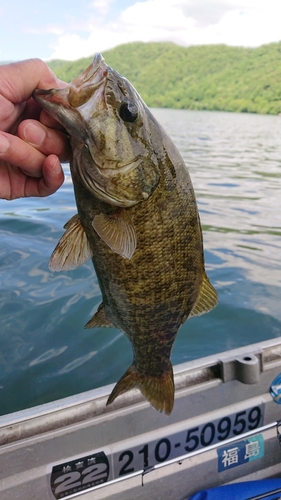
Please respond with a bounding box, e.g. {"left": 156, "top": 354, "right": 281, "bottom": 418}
{"left": 1, "top": 0, "right": 281, "bottom": 62}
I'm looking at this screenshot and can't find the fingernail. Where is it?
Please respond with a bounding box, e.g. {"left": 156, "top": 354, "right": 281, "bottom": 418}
{"left": 51, "top": 157, "right": 62, "bottom": 175}
{"left": 23, "top": 122, "right": 46, "bottom": 146}
{"left": 0, "top": 134, "right": 9, "bottom": 154}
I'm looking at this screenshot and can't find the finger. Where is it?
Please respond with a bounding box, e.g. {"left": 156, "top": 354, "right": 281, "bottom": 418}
{"left": 0, "top": 155, "right": 64, "bottom": 200}
{"left": 24, "top": 155, "right": 65, "bottom": 197}
{"left": 18, "top": 120, "right": 71, "bottom": 163}
{"left": 0, "top": 92, "right": 41, "bottom": 134}
{"left": 0, "top": 59, "right": 67, "bottom": 104}
{"left": 40, "top": 109, "right": 67, "bottom": 131}
{"left": 0, "top": 131, "right": 46, "bottom": 178}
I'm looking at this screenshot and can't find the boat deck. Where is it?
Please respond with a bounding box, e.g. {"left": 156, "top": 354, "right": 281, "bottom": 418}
{"left": 1, "top": 337, "right": 281, "bottom": 499}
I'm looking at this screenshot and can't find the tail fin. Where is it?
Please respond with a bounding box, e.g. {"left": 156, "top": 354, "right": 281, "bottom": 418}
{"left": 107, "top": 363, "right": 174, "bottom": 415}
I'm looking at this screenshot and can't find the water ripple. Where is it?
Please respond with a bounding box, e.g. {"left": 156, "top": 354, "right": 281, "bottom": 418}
{"left": 0, "top": 109, "right": 281, "bottom": 414}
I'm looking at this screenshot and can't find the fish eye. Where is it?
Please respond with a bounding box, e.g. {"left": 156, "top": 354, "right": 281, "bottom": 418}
{"left": 119, "top": 101, "right": 139, "bottom": 123}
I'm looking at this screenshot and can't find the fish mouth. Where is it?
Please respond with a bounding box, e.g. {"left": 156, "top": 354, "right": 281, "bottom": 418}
{"left": 33, "top": 54, "right": 109, "bottom": 154}
{"left": 33, "top": 54, "right": 109, "bottom": 110}
{"left": 68, "top": 53, "right": 108, "bottom": 107}
{"left": 73, "top": 53, "right": 107, "bottom": 86}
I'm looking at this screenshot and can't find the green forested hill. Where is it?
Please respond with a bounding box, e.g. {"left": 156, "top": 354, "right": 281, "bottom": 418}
{"left": 48, "top": 41, "right": 281, "bottom": 115}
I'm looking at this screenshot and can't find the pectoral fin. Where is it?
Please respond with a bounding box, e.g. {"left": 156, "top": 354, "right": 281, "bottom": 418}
{"left": 49, "top": 214, "right": 93, "bottom": 271}
{"left": 84, "top": 302, "right": 114, "bottom": 328}
{"left": 189, "top": 273, "right": 218, "bottom": 318}
{"left": 92, "top": 209, "right": 137, "bottom": 260}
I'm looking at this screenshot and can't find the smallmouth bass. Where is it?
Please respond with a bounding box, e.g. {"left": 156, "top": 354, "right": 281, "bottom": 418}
{"left": 34, "top": 54, "right": 218, "bottom": 415}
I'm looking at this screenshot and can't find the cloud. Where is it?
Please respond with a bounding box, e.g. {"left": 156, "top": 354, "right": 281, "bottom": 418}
{"left": 120, "top": 0, "right": 192, "bottom": 30}
{"left": 201, "top": 4, "right": 281, "bottom": 46}
{"left": 27, "top": 25, "right": 64, "bottom": 36}
{"left": 48, "top": 28, "right": 130, "bottom": 61}
{"left": 90, "top": 0, "right": 114, "bottom": 16}
{"left": 180, "top": 0, "right": 245, "bottom": 27}
{"left": 48, "top": 0, "right": 281, "bottom": 61}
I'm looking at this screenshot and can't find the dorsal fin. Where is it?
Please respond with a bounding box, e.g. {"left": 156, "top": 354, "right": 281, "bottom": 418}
{"left": 189, "top": 273, "right": 218, "bottom": 318}
{"left": 92, "top": 209, "right": 137, "bottom": 260}
{"left": 49, "top": 214, "right": 93, "bottom": 271}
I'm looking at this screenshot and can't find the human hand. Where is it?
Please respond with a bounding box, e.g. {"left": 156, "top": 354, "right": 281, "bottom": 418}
{"left": 0, "top": 58, "right": 70, "bottom": 200}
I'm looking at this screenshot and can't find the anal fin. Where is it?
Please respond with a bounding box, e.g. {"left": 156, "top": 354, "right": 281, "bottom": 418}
{"left": 84, "top": 302, "right": 114, "bottom": 328}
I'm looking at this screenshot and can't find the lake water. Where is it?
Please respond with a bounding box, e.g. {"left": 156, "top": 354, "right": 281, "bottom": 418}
{"left": 0, "top": 109, "right": 281, "bottom": 416}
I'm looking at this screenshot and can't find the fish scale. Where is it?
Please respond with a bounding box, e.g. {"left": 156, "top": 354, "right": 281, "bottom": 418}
{"left": 33, "top": 53, "right": 218, "bottom": 415}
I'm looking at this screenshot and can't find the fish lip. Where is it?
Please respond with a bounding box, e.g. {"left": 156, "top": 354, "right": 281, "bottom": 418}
{"left": 72, "top": 53, "right": 108, "bottom": 88}
{"left": 35, "top": 89, "right": 53, "bottom": 96}
{"left": 33, "top": 87, "right": 69, "bottom": 99}
{"left": 93, "top": 53, "right": 105, "bottom": 69}
{"left": 33, "top": 53, "right": 108, "bottom": 105}
{"left": 33, "top": 87, "right": 71, "bottom": 109}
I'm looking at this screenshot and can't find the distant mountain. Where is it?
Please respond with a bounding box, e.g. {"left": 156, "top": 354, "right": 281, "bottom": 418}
{"left": 48, "top": 41, "right": 281, "bottom": 115}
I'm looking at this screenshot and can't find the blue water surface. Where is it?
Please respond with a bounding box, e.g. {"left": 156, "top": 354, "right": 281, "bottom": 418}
{"left": 0, "top": 109, "right": 281, "bottom": 415}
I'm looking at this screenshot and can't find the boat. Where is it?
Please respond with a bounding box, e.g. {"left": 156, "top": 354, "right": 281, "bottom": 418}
{"left": 1, "top": 336, "right": 281, "bottom": 499}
